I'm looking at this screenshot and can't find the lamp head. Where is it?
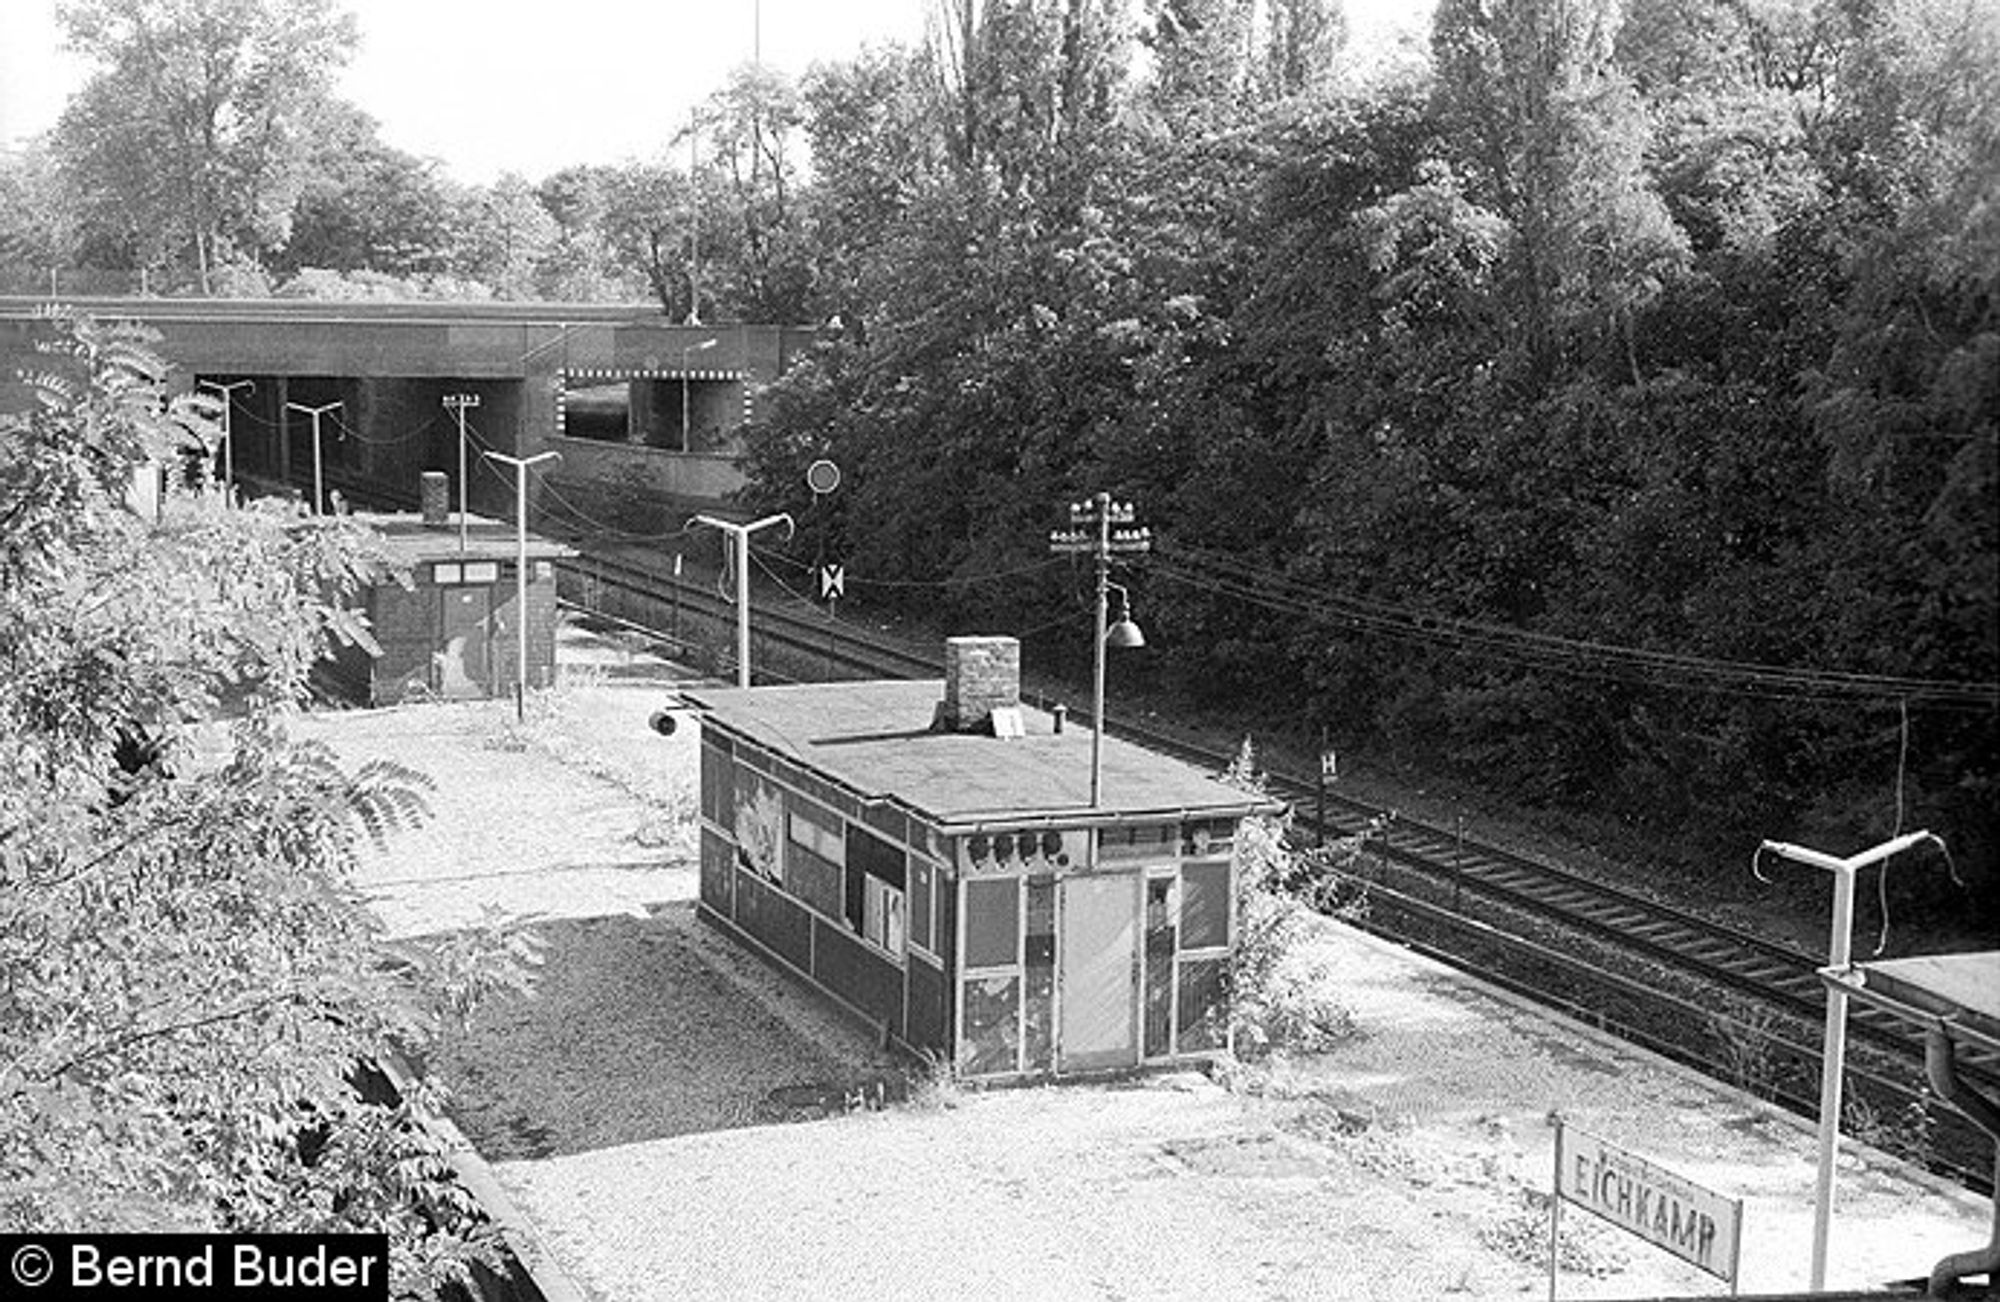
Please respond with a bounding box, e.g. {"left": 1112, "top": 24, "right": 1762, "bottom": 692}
{"left": 1104, "top": 581, "right": 1145, "bottom": 648}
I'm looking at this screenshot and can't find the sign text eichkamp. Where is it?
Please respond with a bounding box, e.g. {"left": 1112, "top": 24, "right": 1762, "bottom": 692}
{"left": 1554, "top": 1123, "right": 1743, "bottom": 1287}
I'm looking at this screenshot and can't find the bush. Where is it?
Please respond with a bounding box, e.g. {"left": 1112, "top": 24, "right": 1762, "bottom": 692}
{"left": 1218, "top": 741, "right": 1371, "bottom": 1060}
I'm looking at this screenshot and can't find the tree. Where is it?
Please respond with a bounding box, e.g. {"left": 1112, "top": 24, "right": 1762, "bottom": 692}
{"left": 50, "top": 0, "right": 361, "bottom": 293}
{"left": 535, "top": 165, "right": 642, "bottom": 301}
{"left": 0, "top": 311, "right": 533, "bottom": 1290}
{"left": 1430, "top": 0, "right": 1688, "bottom": 377}
{"left": 734, "top": 0, "right": 1996, "bottom": 915}
{"left": 694, "top": 65, "right": 814, "bottom": 320}
{"left": 278, "top": 102, "right": 459, "bottom": 280}
{"left": 452, "top": 174, "right": 560, "bottom": 300}
{"left": 800, "top": 45, "right": 945, "bottom": 331}
{"left": 1261, "top": 0, "right": 1346, "bottom": 100}
{"left": 599, "top": 160, "right": 701, "bottom": 319}
{"left": 0, "top": 145, "right": 82, "bottom": 293}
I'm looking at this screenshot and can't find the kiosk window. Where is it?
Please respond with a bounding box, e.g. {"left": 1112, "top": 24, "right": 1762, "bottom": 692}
{"left": 909, "top": 860, "right": 935, "bottom": 953}
{"left": 963, "top": 877, "right": 1019, "bottom": 968}
{"left": 845, "top": 825, "right": 906, "bottom": 954}
{"left": 1181, "top": 861, "right": 1230, "bottom": 950}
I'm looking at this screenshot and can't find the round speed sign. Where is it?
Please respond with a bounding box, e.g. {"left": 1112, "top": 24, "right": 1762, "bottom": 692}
{"left": 806, "top": 458, "right": 842, "bottom": 495}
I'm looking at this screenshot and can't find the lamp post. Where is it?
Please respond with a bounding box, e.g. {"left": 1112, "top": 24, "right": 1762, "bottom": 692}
{"left": 1758, "top": 829, "right": 1944, "bottom": 1290}
{"left": 284, "top": 400, "right": 341, "bottom": 514}
{"left": 199, "top": 378, "right": 253, "bottom": 503}
{"left": 686, "top": 116, "right": 703, "bottom": 326}
{"left": 689, "top": 511, "right": 794, "bottom": 688}
{"left": 481, "top": 449, "right": 561, "bottom": 722}
{"left": 1050, "top": 492, "right": 1151, "bottom": 806}
{"left": 443, "top": 393, "right": 481, "bottom": 555}
{"left": 681, "top": 338, "right": 717, "bottom": 452}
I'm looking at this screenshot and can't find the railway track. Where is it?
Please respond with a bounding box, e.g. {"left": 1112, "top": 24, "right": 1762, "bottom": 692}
{"left": 555, "top": 543, "right": 1997, "bottom": 1192}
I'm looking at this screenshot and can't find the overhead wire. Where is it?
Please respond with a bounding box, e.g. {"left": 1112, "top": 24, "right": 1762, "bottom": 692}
{"left": 228, "top": 403, "right": 431, "bottom": 447}
{"left": 1153, "top": 539, "right": 2000, "bottom": 710}
{"left": 751, "top": 541, "right": 1070, "bottom": 590}
{"left": 748, "top": 548, "right": 823, "bottom": 610}
{"left": 1157, "top": 558, "right": 1995, "bottom": 708}
{"left": 244, "top": 400, "right": 1992, "bottom": 708}
{"left": 454, "top": 417, "right": 688, "bottom": 542}
{"left": 1160, "top": 537, "right": 1996, "bottom": 702}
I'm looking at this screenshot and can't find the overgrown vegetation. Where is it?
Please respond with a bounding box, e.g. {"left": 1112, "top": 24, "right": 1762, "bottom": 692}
{"left": 729, "top": 0, "right": 2000, "bottom": 930}
{"left": 1845, "top": 1088, "right": 1938, "bottom": 1171}
{"left": 482, "top": 661, "right": 698, "bottom": 852}
{"left": 1480, "top": 1187, "right": 1632, "bottom": 1278}
{"left": 0, "top": 311, "right": 535, "bottom": 1295}
{"left": 1217, "top": 741, "right": 1372, "bottom": 1060}
{"left": 1705, "top": 995, "right": 1787, "bottom": 1100}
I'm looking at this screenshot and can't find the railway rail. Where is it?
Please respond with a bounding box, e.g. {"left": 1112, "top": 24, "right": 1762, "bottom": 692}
{"left": 555, "top": 544, "right": 1997, "bottom": 1193}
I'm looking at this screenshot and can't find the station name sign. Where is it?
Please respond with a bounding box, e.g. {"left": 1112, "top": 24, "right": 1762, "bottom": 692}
{"left": 1554, "top": 1122, "right": 1743, "bottom": 1285}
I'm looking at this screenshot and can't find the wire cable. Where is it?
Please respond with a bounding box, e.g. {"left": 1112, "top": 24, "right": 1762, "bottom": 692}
{"left": 455, "top": 419, "right": 686, "bottom": 542}
{"left": 751, "top": 542, "right": 1070, "bottom": 590}
{"left": 1154, "top": 541, "right": 2000, "bottom": 709}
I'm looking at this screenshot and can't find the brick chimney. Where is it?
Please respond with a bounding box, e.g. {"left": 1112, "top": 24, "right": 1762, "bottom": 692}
{"left": 419, "top": 471, "right": 449, "bottom": 527}
{"left": 937, "top": 636, "right": 1021, "bottom": 734}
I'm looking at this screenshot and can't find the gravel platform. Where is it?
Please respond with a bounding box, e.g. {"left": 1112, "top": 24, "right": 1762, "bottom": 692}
{"left": 299, "top": 618, "right": 1994, "bottom": 1302}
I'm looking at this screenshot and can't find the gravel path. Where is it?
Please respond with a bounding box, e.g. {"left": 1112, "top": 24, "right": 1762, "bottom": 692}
{"left": 488, "top": 914, "right": 1993, "bottom": 1302}
{"left": 300, "top": 620, "right": 1994, "bottom": 1302}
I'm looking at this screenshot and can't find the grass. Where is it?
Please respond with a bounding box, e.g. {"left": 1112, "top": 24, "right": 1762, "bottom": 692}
{"left": 1705, "top": 994, "right": 1785, "bottom": 1100}
{"left": 482, "top": 665, "right": 698, "bottom": 856}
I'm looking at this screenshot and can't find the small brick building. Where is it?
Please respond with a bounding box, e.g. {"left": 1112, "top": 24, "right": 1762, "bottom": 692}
{"left": 323, "top": 510, "right": 573, "bottom": 706}
{"left": 684, "top": 636, "right": 1283, "bottom": 1080}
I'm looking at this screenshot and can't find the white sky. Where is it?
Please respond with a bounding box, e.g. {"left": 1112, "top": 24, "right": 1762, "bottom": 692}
{"left": 1, "top": 0, "right": 1431, "bottom": 184}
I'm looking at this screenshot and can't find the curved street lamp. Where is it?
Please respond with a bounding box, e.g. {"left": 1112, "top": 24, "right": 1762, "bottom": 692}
{"left": 689, "top": 511, "right": 795, "bottom": 688}
{"left": 481, "top": 449, "right": 561, "bottom": 722}
{"left": 1050, "top": 492, "right": 1152, "bottom": 806}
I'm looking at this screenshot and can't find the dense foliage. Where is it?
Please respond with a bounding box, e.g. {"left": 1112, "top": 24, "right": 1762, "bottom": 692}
{"left": 733, "top": 0, "right": 1999, "bottom": 924}
{"left": 0, "top": 312, "right": 530, "bottom": 1293}
{"left": 1, "top": 0, "right": 1992, "bottom": 923}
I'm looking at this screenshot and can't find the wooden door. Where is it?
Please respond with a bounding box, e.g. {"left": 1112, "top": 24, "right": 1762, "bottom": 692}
{"left": 1058, "top": 874, "right": 1139, "bottom": 1072}
{"left": 437, "top": 586, "right": 490, "bottom": 699}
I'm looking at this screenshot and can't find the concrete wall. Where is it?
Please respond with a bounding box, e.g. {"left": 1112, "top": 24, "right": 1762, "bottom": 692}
{"left": 544, "top": 440, "right": 746, "bottom": 531}
{"left": 0, "top": 300, "right": 817, "bottom": 527}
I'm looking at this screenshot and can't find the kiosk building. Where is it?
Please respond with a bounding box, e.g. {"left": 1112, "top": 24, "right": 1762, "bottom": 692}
{"left": 686, "top": 636, "right": 1282, "bottom": 1080}
{"left": 321, "top": 501, "right": 573, "bottom": 706}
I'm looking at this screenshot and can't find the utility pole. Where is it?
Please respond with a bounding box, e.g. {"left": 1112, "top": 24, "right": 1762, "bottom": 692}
{"left": 482, "top": 449, "right": 561, "bottom": 722}
{"left": 686, "top": 117, "right": 702, "bottom": 326}
{"left": 689, "top": 512, "right": 795, "bottom": 688}
{"left": 1758, "top": 829, "right": 1944, "bottom": 1291}
{"left": 198, "top": 379, "right": 253, "bottom": 504}
{"left": 1049, "top": 492, "right": 1151, "bottom": 806}
{"left": 443, "top": 392, "right": 481, "bottom": 554}
{"left": 284, "top": 401, "right": 341, "bottom": 514}
{"left": 751, "top": 0, "right": 764, "bottom": 190}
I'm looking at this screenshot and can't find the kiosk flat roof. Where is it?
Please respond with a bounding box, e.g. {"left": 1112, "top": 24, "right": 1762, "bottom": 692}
{"left": 355, "top": 513, "right": 575, "bottom": 568}
{"left": 1841, "top": 951, "right": 2000, "bottom": 1054}
{"left": 687, "top": 680, "right": 1283, "bottom": 830}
